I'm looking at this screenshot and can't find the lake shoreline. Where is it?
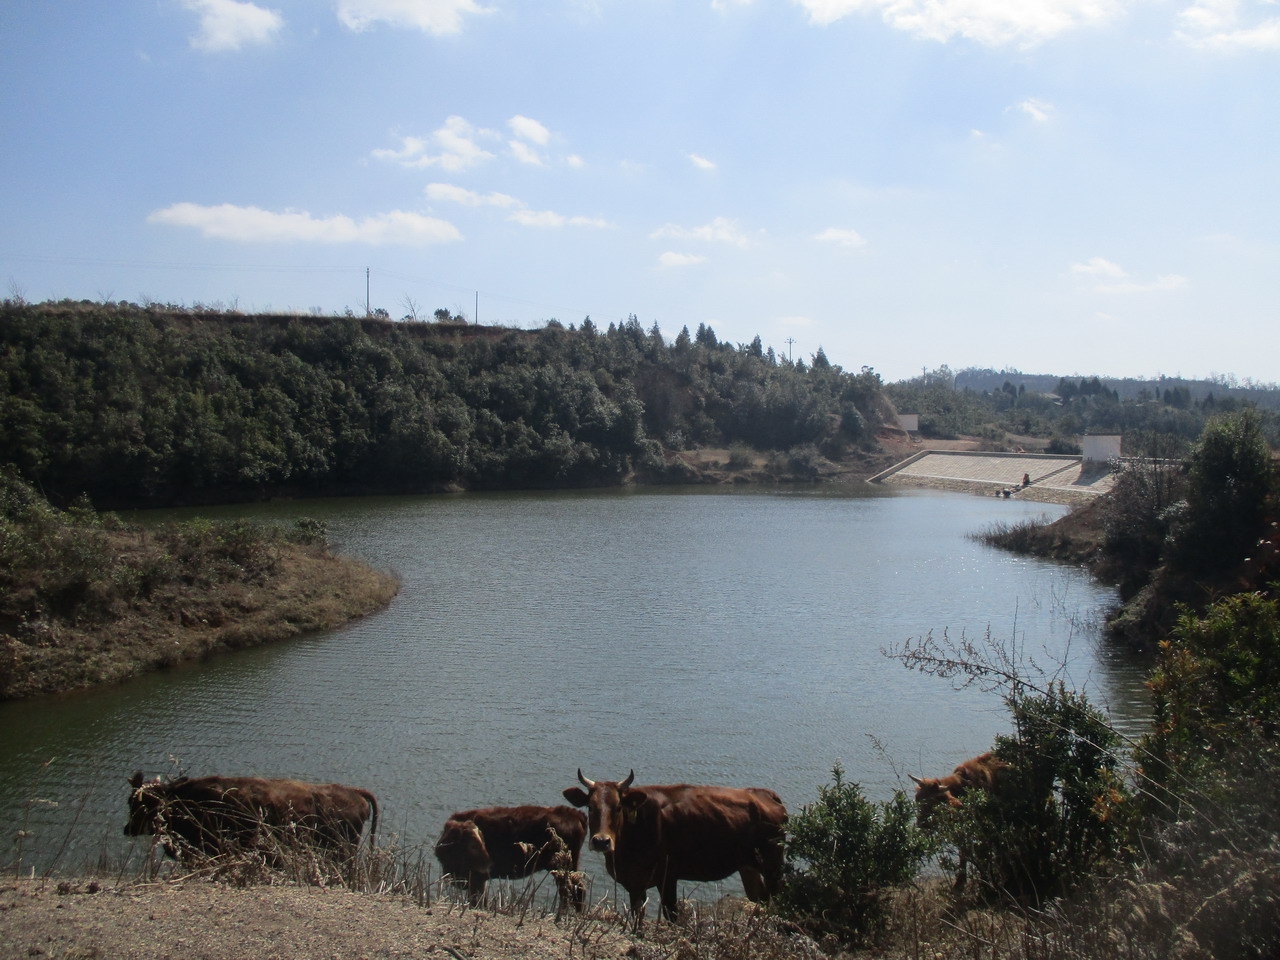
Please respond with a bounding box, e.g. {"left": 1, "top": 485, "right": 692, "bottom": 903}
{"left": 2, "top": 538, "right": 399, "bottom": 702}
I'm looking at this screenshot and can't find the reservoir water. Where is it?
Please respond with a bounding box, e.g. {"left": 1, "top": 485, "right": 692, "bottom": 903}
{"left": 0, "top": 485, "right": 1149, "bottom": 896}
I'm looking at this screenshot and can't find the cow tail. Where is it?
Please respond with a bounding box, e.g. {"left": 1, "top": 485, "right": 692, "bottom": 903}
{"left": 362, "top": 789, "right": 379, "bottom": 849}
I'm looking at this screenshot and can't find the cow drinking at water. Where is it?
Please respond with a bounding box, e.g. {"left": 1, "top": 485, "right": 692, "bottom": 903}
{"left": 909, "top": 751, "right": 1008, "bottom": 816}
{"left": 910, "top": 751, "right": 1009, "bottom": 889}
{"left": 563, "top": 769, "right": 787, "bottom": 922}
{"left": 434, "top": 805, "right": 588, "bottom": 913}
{"left": 125, "top": 773, "right": 378, "bottom": 863}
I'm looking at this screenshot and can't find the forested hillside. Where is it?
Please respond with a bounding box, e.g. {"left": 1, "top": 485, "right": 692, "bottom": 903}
{"left": 0, "top": 300, "right": 890, "bottom": 508}
{"left": 888, "top": 364, "right": 1280, "bottom": 451}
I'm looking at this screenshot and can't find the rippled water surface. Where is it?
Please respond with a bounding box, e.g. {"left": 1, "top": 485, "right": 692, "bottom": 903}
{"left": 0, "top": 486, "right": 1149, "bottom": 885}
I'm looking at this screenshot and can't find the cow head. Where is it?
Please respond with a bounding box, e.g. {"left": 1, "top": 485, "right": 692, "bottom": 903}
{"left": 434, "top": 819, "right": 491, "bottom": 884}
{"left": 562, "top": 769, "right": 642, "bottom": 854}
{"left": 908, "top": 774, "right": 964, "bottom": 820}
{"left": 124, "top": 772, "right": 164, "bottom": 837}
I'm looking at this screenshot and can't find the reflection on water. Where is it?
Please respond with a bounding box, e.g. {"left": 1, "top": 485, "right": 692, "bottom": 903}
{"left": 0, "top": 486, "right": 1148, "bottom": 885}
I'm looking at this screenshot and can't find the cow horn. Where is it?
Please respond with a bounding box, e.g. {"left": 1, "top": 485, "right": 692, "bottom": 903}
{"left": 908, "top": 775, "right": 924, "bottom": 785}
{"left": 577, "top": 769, "right": 596, "bottom": 789}
{"left": 620, "top": 770, "right": 635, "bottom": 789}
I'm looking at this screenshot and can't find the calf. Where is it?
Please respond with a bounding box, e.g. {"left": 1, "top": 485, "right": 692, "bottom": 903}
{"left": 434, "top": 805, "right": 588, "bottom": 913}
{"left": 125, "top": 773, "right": 378, "bottom": 863}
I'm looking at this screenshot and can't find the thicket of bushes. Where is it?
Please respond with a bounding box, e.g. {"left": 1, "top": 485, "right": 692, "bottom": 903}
{"left": 0, "top": 299, "right": 889, "bottom": 508}
{"left": 0, "top": 467, "right": 396, "bottom": 698}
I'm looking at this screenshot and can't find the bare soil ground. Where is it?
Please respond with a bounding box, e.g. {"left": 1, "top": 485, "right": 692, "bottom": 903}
{"left": 0, "top": 879, "right": 818, "bottom": 960}
{"left": 0, "top": 878, "right": 629, "bottom": 960}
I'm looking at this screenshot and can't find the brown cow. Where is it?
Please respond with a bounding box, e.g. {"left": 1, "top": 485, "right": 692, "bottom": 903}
{"left": 125, "top": 773, "right": 378, "bottom": 863}
{"left": 434, "top": 805, "right": 588, "bottom": 913}
{"left": 563, "top": 770, "right": 787, "bottom": 922}
{"left": 910, "top": 751, "right": 1009, "bottom": 889}
{"left": 909, "top": 751, "right": 1009, "bottom": 816}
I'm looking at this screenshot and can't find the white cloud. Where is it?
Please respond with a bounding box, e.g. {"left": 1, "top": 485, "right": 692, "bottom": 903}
{"left": 649, "top": 216, "right": 751, "bottom": 247}
{"left": 779, "top": 315, "right": 814, "bottom": 328}
{"left": 688, "top": 153, "right": 717, "bottom": 170}
{"left": 373, "top": 117, "right": 496, "bottom": 171}
{"left": 791, "top": 0, "right": 1123, "bottom": 47}
{"left": 182, "top": 0, "right": 283, "bottom": 52}
{"left": 509, "top": 210, "right": 611, "bottom": 228}
{"left": 509, "top": 139, "right": 545, "bottom": 166}
{"left": 1071, "top": 256, "right": 1128, "bottom": 277}
{"left": 509, "top": 115, "right": 551, "bottom": 145}
{"left": 148, "top": 202, "right": 461, "bottom": 244}
{"left": 658, "top": 252, "right": 708, "bottom": 268}
{"left": 1069, "top": 257, "right": 1187, "bottom": 293}
{"left": 567, "top": 154, "right": 586, "bottom": 168}
{"left": 426, "top": 183, "right": 520, "bottom": 207}
{"left": 1096, "top": 274, "right": 1190, "bottom": 294}
{"left": 336, "top": 0, "right": 490, "bottom": 35}
{"left": 1016, "top": 97, "right": 1053, "bottom": 122}
{"left": 1177, "top": 0, "right": 1280, "bottom": 50}
{"left": 815, "top": 227, "right": 867, "bottom": 248}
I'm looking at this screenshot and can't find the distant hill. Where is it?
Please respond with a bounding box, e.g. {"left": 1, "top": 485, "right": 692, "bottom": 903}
{"left": 953, "top": 368, "right": 1280, "bottom": 411}
{"left": 0, "top": 300, "right": 894, "bottom": 508}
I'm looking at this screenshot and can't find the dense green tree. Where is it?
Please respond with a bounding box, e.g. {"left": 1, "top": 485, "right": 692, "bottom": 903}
{"left": 0, "top": 299, "right": 890, "bottom": 506}
{"left": 1169, "top": 410, "right": 1276, "bottom": 576}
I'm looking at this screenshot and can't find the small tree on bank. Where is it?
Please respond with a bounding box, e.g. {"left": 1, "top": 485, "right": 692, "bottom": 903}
{"left": 775, "top": 764, "right": 933, "bottom": 947}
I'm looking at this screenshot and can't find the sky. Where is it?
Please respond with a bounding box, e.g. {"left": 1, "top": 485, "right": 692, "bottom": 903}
{"left": 1, "top": 0, "right": 1277, "bottom": 385}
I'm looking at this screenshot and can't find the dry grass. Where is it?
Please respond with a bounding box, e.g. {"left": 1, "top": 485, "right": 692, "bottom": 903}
{"left": 1, "top": 522, "right": 399, "bottom": 700}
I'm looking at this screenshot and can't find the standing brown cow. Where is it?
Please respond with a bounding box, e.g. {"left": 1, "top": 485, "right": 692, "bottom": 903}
{"left": 434, "top": 805, "right": 588, "bottom": 913}
{"left": 909, "top": 751, "right": 1009, "bottom": 889}
{"left": 125, "top": 773, "right": 378, "bottom": 863}
{"left": 563, "top": 769, "right": 787, "bottom": 922}
{"left": 909, "top": 751, "right": 1009, "bottom": 815}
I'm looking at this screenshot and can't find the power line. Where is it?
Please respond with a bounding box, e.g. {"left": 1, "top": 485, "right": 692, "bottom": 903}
{"left": 5, "top": 252, "right": 645, "bottom": 330}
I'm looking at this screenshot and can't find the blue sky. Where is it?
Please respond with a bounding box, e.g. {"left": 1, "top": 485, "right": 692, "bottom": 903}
{"left": 2, "top": 0, "right": 1276, "bottom": 384}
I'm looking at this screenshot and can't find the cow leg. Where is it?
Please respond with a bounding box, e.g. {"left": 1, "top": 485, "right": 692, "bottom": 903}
{"left": 759, "top": 840, "right": 784, "bottom": 898}
{"left": 658, "top": 875, "right": 680, "bottom": 923}
{"left": 627, "top": 887, "right": 649, "bottom": 924}
{"left": 467, "top": 876, "right": 487, "bottom": 907}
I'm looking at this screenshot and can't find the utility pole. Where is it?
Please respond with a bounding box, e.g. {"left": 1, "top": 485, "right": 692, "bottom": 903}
{"left": 365, "top": 268, "right": 370, "bottom": 317}
{"left": 475, "top": 291, "right": 478, "bottom": 326}
{"left": 784, "top": 337, "right": 796, "bottom": 363}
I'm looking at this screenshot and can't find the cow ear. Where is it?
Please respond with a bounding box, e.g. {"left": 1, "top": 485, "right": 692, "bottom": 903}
{"left": 563, "top": 787, "right": 589, "bottom": 807}
{"left": 621, "top": 789, "right": 648, "bottom": 811}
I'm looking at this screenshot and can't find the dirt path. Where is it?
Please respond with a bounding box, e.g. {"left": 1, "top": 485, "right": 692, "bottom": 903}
{"left": 0, "top": 879, "right": 643, "bottom": 960}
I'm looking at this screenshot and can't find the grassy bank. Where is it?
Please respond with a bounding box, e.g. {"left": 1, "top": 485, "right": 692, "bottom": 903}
{"left": 0, "top": 468, "right": 398, "bottom": 699}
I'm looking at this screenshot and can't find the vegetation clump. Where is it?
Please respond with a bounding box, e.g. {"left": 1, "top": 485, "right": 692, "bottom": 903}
{"left": 0, "top": 468, "right": 397, "bottom": 699}
{"left": 775, "top": 764, "right": 933, "bottom": 947}
{"left": 0, "top": 299, "right": 892, "bottom": 508}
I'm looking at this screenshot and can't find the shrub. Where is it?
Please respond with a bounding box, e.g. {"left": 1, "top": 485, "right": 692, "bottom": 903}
{"left": 775, "top": 764, "right": 934, "bottom": 947}
{"left": 1169, "top": 410, "right": 1276, "bottom": 577}
{"left": 949, "top": 685, "right": 1133, "bottom": 905}
{"left": 726, "top": 445, "right": 754, "bottom": 470}
{"left": 1143, "top": 591, "right": 1280, "bottom": 811}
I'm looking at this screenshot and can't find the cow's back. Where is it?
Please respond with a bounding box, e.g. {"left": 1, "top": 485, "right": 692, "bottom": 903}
{"left": 135, "top": 775, "right": 376, "bottom": 856}
{"left": 642, "top": 785, "right": 786, "bottom": 884}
